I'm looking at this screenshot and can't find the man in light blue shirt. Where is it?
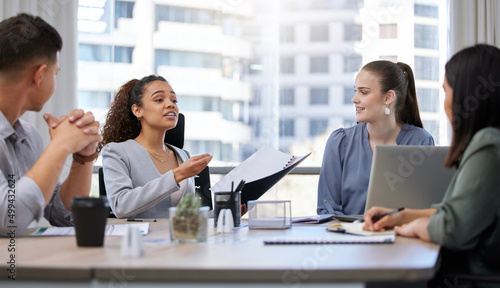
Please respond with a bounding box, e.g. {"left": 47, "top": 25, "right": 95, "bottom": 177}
{"left": 0, "top": 14, "right": 101, "bottom": 236}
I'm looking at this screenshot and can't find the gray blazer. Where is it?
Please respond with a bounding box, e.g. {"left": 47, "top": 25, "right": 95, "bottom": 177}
{"left": 101, "top": 139, "right": 195, "bottom": 219}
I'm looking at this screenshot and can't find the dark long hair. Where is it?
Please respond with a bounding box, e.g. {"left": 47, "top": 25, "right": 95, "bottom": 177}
{"left": 444, "top": 44, "right": 500, "bottom": 168}
{"left": 98, "top": 75, "right": 168, "bottom": 151}
{"left": 362, "top": 60, "right": 423, "bottom": 128}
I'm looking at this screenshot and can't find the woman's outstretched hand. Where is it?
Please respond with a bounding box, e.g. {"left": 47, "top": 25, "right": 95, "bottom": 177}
{"left": 173, "top": 153, "right": 212, "bottom": 183}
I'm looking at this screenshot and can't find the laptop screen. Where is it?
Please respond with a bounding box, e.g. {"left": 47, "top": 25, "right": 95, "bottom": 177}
{"left": 365, "top": 145, "right": 456, "bottom": 211}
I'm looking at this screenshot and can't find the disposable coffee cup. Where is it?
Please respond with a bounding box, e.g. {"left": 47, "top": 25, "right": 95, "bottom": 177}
{"left": 213, "top": 191, "right": 241, "bottom": 227}
{"left": 70, "top": 196, "right": 109, "bottom": 247}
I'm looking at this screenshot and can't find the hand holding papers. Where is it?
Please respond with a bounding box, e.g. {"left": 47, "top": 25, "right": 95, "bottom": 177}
{"left": 211, "top": 146, "right": 311, "bottom": 204}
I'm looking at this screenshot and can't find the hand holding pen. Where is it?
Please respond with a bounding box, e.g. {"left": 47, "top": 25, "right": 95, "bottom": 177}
{"left": 371, "top": 207, "right": 405, "bottom": 222}
{"left": 362, "top": 207, "right": 405, "bottom": 231}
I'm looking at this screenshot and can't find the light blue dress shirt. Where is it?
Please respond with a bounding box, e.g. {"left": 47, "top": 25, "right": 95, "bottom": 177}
{"left": 0, "top": 111, "right": 72, "bottom": 236}
{"left": 317, "top": 122, "right": 434, "bottom": 215}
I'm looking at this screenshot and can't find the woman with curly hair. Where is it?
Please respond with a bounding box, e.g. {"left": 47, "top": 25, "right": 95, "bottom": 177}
{"left": 99, "top": 75, "right": 212, "bottom": 219}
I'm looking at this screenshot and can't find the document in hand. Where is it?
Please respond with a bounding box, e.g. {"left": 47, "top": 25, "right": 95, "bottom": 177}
{"left": 327, "top": 222, "right": 395, "bottom": 236}
{"left": 210, "top": 146, "right": 311, "bottom": 204}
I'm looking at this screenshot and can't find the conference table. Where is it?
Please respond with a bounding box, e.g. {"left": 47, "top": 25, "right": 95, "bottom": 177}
{"left": 0, "top": 218, "right": 440, "bottom": 287}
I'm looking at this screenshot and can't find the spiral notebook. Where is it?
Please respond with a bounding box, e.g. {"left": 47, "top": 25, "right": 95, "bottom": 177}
{"left": 210, "top": 146, "right": 311, "bottom": 204}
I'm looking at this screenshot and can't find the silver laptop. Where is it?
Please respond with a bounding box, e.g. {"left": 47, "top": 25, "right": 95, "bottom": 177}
{"left": 335, "top": 145, "right": 455, "bottom": 222}
{"left": 365, "top": 145, "right": 456, "bottom": 210}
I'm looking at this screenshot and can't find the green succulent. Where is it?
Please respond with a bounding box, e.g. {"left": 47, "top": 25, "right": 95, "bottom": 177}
{"left": 175, "top": 193, "right": 202, "bottom": 218}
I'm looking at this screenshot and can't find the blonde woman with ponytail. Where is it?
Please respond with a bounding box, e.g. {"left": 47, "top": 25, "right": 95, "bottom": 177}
{"left": 317, "top": 60, "right": 434, "bottom": 216}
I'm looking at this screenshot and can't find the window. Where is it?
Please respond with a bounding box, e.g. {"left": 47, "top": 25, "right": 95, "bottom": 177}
{"left": 280, "top": 88, "right": 295, "bottom": 105}
{"left": 76, "top": 0, "right": 449, "bottom": 212}
{"left": 310, "top": 119, "right": 328, "bottom": 137}
{"left": 180, "top": 96, "right": 220, "bottom": 112}
{"left": 280, "top": 57, "right": 295, "bottom": 74}
{"left": 417, "top": 88, "right": 439, "bottom": 113}
{"left": 310, "top": 88, "right": 329, "bottom": 105}
{"left": 310, "top": 56, "right": 329, "bottom": 73}
{"left": 415, "top": 24, "right": 439, "bottom": 49}
{"left": 280, "top": 26, "right": 294, "bottom": 43}
{"left": 344, "top": 55, "right": 362, "bottom": 73}
{"left": 414, "top": 4, "right": 439, "bottom": 18}
{"left": 78, "top": 91, "right": 111, "bottom": 108}
{"left": 344, "top": 87, "right": 354, "bottom": 104}
{"left": 309, "top": 0, "right": 363, "bottom": 9}
{"left": 155, "top": 50, "right": 221, "bottom": 70}
{"left": 155, "top": 5, "right": 220, "bottom": 28}
{"left": 379, "top": 24, "right": 397, "bottom": 39}
{"left": 279, "top": 119, "right": 295, "bottom": 137}
{"left": 79, "top": 44, "right": 111, "bottom": 62}
{"left": 114, "top": 46, "right": 134, "bottom": 63}
{"left": 310, "top": 25, "right": 328, "bottom": 42}
{"left": 252, "top": 88, "right": 262, "bottom": 106}
{"left": 414, "top": 56, "right": 440, "bottom": 81}
{"left": 423, "top": 120, "right": 439, "bottom": 142}
{"left": 344, "top": 24, "right": 362, "bottom": 41}
{"left": 114, "top": 1, "right": 134, "bottom": 28}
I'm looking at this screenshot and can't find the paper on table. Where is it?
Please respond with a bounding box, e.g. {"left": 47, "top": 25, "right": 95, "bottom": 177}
{"left": 29, "top": 223, "right": 150, "bottom": 237}
{"left": 326, "top": 222, "right": 395, "bottom": 236}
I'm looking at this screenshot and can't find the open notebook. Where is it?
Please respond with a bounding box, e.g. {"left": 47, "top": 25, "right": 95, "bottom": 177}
{"left": 211, "top": 146, "right": 311, "bottom": 204}
{"left": 264, "top": 222, "right": 395, "bottom": 245}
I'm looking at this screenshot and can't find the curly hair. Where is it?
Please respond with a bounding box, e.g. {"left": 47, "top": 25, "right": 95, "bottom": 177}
{"left": 98, "top": 75, "right": 168, "bottom": 151}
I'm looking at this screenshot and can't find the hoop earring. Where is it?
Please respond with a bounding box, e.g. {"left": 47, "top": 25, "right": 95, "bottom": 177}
{"left": 384, "top": 103, "right": 390, "bottom": 115}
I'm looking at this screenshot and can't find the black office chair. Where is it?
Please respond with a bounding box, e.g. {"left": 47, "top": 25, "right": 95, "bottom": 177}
{"left": 98, "top": 113, "right": 212, "bottom": 217}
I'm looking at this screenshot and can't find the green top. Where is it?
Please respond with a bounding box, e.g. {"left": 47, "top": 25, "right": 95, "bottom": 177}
{"left": 428, "top": 127, "right": 500, "bottom": 274}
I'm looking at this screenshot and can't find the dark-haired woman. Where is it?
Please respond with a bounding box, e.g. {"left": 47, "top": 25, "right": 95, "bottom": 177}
{"left": 317, "top": 61, "right": 434, "bottom": 215}
{"left": 99, "top": 75, "right": 212, "bottom": 219}
{"left": 363, "top": 44, "right": 500, "bottom": 276}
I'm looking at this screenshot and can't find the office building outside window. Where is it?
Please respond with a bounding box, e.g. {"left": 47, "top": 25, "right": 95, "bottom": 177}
{"left": 280, "top": 57, "right": 295, "bottom": 74}
{"left": 344, "top": 87, "right": 354, "bottom": 104}
{"left": 279, "top": 119, "right": 295, "bottom": 137}
{"left": 379, "top": 24, "right": 398, "bottom": 39}
{"left": 310, "top": 56, "right": 329, "bottom": 73}
{"left": 415, "top": 24, "right": 439, "bottom": 49}
{"left": 310, "top": 25, "right": 328, "bottom": 42}
{"left": 310, "top": 119, "right": 329, "bottom": 137}
{"left": 414, "top": 56, "right": 440, "bottom": 81}
{"left": 344, "top": 55, "right": 362, "bottom": 73}
{"left": 77, "top": 0, "right": 449, "bottom": 216}
{"left": 280, "top": 26, "right": 294, "bottom": 42}
{"left": 280, "top": 88, "right": 295, "bottom": 106}
{"left": 344, "top": 24, "right": 362, "bottom": 41}
{"left": 310, "top": 88, "right": 329, "bottom": 105}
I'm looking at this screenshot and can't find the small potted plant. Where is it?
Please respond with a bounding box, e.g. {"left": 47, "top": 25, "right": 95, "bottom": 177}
{"left": 169, "top": 194, "right": 209, "bottom": 243}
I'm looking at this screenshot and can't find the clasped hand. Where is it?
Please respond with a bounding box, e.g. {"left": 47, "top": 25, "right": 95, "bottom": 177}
{"left": 45, "top": 109, "right": 101, "bottom": 156}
